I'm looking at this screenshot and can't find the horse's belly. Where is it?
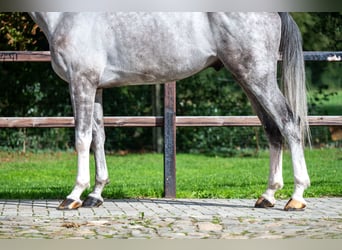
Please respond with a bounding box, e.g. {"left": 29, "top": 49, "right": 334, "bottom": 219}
{"left": 99, "top": 53, "right": 217, "bottom": 87}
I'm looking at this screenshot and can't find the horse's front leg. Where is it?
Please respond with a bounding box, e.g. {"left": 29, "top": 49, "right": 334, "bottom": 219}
{"left": 58, "top": 74, "right": 97, "bottom": 210}
{"left": 82, "top": 89, "right": 109, "bottom": 208}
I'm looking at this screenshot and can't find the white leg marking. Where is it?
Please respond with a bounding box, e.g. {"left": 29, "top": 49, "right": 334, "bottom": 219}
{"left": 67, "top": 129, "right": 92, "bottom": 201}
{"left": 289, "top": 141, "right": 310, "bottom": 204}
{"left": 262, "top": 145, "right": 283, "bottom": 204}
{"left": 88, "top": 90, "right": 109, "bottom": 202}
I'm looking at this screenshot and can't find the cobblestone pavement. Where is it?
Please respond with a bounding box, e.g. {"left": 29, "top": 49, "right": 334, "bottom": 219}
{"left": 0, "top": 198, "right": 342, "bottom": 239}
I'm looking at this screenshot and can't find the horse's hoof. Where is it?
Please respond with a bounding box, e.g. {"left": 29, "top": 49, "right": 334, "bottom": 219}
{"left": 57, "top": 198, "right": 82, "bottom": 210}
{"left": 284, "top": 198, "right": 306, "bottom": 211}
{"left": 254, "top": 197, "right": 275, "bottom": 208}
{"left": 82, "top": 196, "right": 103, "bottom": 208}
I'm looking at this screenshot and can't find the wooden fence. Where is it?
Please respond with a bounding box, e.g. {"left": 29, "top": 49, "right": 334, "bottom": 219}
{"left": 1, "top": 51, "right": 341, "bottom": 198}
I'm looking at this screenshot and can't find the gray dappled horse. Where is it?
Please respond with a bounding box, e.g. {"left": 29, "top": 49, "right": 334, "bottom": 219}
{"left": 29, "top": 12, "right": 310, "bottom": 211}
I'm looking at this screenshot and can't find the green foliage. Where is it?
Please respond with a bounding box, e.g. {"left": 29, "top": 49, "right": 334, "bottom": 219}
{"left": 0, "top": 13, "right": 73, "bottom": 151}
{"left": 175, "top": 68, "right": 268, "bottom": 155}
{"left": 102, "top": 85, "right": 155, "bottom": 151}
{"left": 292, "top": 12, "right": 341, "bottom": 51}
{"left": 292, "top": 13, "right": 342, "bottom": 91}
{"left": 0, "top": 12, "right": 46, "bottom": 50}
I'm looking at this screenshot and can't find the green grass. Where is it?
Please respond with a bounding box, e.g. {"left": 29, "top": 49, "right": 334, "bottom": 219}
{"left": 0, "top": 148, "right": 341, "bottom": 200}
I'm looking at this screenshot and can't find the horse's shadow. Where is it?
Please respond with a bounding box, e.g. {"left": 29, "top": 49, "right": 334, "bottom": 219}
{"left": 0, "top": 199, "right": 285, "bottom": 211}
{"left": 106, "top": 198, "right": 285, "bottom": 211}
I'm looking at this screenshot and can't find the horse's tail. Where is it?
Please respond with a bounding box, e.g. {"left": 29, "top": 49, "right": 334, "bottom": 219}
{"left": 278, "top": 12, "right": 310, "bottom": 146}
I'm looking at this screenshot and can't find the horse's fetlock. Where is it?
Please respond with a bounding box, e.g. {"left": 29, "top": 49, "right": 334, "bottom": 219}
{"left": 95, "top": 177, "right": 110, "bottom": 186}
{"left": 76, "top": 181, "right": 90, "bottom": 189}
{"left": 270, "top": 182, "right": 283, "bottom": 190}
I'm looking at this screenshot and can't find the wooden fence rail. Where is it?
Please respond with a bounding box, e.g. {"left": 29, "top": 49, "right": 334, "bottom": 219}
{"left": 1, "top": 51, "right": 342, "bottom": 62}
{"left": 0, "top": 116, "right": 341, "bottom": 128}
{"left": 1, "top": 51, "right": 341, "bottom": 198}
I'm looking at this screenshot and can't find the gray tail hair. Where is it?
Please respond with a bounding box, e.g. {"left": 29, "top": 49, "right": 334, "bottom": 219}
{"left": 279, "top": 12, "right": 310, "bottom": 146}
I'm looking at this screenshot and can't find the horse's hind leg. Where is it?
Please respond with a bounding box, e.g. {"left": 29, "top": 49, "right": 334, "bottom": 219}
{"left": 231, "top": 66, "right": 309, "bottom": 210}
{"left": 213, "top": 13, "right": 309, "bottom": 210}
{"left": 82, "top": 89, "right": 109, "bottom": 208}
{"left": 239, "top": 75, "right": 309, "bottom": 210}
{"left": 245, "top": 91, "right": 284, "bottom": 208}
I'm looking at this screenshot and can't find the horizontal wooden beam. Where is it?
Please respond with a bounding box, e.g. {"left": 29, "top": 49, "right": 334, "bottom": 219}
{"left": 1, "top": 51, "right": 341, "bottom": 62}
{"left": 0, "top": 116, "right": 340, "bottom": 128}
{"left": 307, "top": 116, "right": 342, "bottom": 126}
{"left": 0, "top": 51, "right": 51, "bottom": 62}
{"left": 176, "top": 116, "right": 261, "bottom": 127}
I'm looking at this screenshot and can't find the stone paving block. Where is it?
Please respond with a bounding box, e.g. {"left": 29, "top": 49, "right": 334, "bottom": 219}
{"left": 2, "top": 211, "right": 18, "bottom": 216}
{"left": 48, "top": 211, "right": 64, "bottom": 218}
{"left": 78, "top": 208, "right": 95, "bottom": 217}
{"left": 62, "top": 211, "right": 80, "bottom": 217}
{"left": 197, "top": 221, "right": 223, "bottom": 231}
{"left": 108, "top": 210, "right": 125, "bottom": 217}
{"left": 89, "top": 208, "right": 110, "bottom": 217}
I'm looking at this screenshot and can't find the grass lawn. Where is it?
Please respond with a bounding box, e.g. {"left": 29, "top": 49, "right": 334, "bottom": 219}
{"left": 0, "top": 148, "right": 341, "bottom": 200}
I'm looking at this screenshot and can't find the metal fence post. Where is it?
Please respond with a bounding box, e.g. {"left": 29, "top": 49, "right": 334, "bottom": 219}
{"left": 163, "top": 81, "right": 176, "bottom": 198}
